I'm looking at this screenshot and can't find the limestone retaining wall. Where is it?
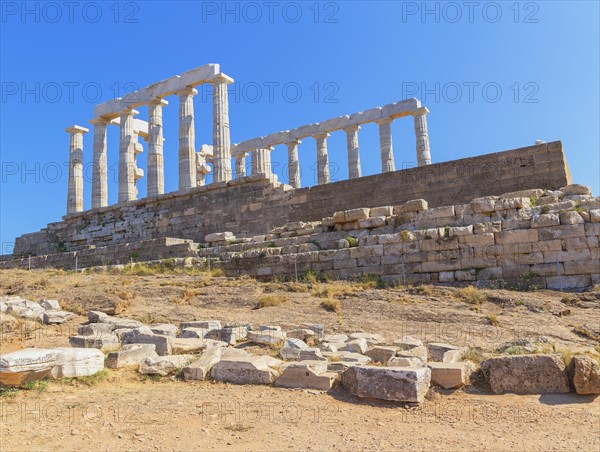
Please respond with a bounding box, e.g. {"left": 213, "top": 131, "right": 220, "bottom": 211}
{"left": 11, "top": 141, "right": 570, "bottom": 257}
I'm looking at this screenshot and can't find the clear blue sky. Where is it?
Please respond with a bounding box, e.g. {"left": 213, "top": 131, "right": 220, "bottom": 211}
{"left": 1, "top": 1, "right": 598, "bottom": 254}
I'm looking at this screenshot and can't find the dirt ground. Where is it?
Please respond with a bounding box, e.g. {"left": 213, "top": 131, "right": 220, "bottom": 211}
{"left": 1, "top": 268, "right": 599, "bottom": 451}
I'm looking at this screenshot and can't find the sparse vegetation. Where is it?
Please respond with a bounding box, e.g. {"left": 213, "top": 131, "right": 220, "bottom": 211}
{"left": 76, "top": 369, "right": 110, "bottom": 386}
{"left": 484, "top": 313, "right": 500, "bottom": 327}
{"left": 0, "top": 387, "right": 20, "bottom": 397}
{"left": 573, "top": 325, "right": 600, "bottom": 341}
{"left": 529, "top": 195, "right": 538, "bottom": 207}
{"left": 23, "top": 379, "right": 49, "bottom": 393}
{"left": 320, "top": 297, "right": 341, "bottom": 313}
{"left": 344, "top": 236, "right": 358, "bottom": 248}
{"left": 461, "top": 347, "right": 484, "bottom": 364}
{"left": 456, "top": 286, "right": 488, "bottom": 306}
{"left": 256, "top": 293, "right": 290, "bottom": 308}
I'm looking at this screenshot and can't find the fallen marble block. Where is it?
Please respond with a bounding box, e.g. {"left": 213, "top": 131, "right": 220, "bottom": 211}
{"left": 211, "top": 355, "right": 282, "bottom": 385}
{"left": 322, "top": 351, "right": 371, "bottom": 364}
{"left": 138, "top": 355, "right": 195, "bottom": 376}
{"left": 348, "top": 332, "right": 386, "bottom": 346}
{"left": 247, "top": 330, "right": 286, "bottom": 346}
{"left": 69, "top": 333, "right": 120, "bottom": 352}
{"left": 427, "top": 362, "right": 475, "bottom": 389}
{"left": 481, "top": 354, "right": 570, "bottom": 394}
{"left": 0, "top": 348, "right": 61, "bottom": 387}
{"left": 39, "top": 299, "right": 61, "bottom": 310}
{"left": 274, "top": 361, "right": 337, "bottom": 390}
{"left": 340, "top": 338, "right": 368, "bottom": 354}
{"left": 427, "top": 343, "right": 463, "bottom": 362}
{"left": 42, "top": 310, "right": 74, "bottom": 325}
{"left": 172, "top": 338, "right": 227, "bottom": 354}
{"left": 105, "top": 344, "right": 158, "bottom": 369}
{"left": 183, "top": 347, "right": 222, "bottom": 380}
{"left": 50, "top": 348, "right": 104, "bottom": 378}
{"left": 342, "top": 365, "right": 431, "bottom": 403}
{"left": 364, "top": 346, "right": 399, "bottom": 364}
{"left": 150, "top": 323, "right": 178, "bottom": 337}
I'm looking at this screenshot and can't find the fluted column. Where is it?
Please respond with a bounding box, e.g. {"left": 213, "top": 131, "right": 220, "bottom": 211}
{"left": 251, "top": 148, "right": 272, "bottom": 177}
{"left": 65, "top": 125, "right": 88, "bottom": 214}
{"left": 285, "top": 139, "right": 301, "bottom": 188}
{"left": 211, "top": 74, "right": 234, "bottom": 183}
{"left": 314, "top": 132, "right": 330, "bottom": 185}
{"left": 344, "top": 125, "right": 361, "bottom": 179}
{"left": 376, "top": 118, "right": 395, "bottom": 173}
{"left": 147, "top": 98, "right": 168, "bottom": 197}
{"left": 235, "top": 154, "right": 247, "bottom": 180}
{"left": 89, "top": 118, "right": 109, "bottom": 209}
{"left": 118, "top": 108, "right": 138, "bottom": 203}
{"left": 177, "top": 87, "right": 198, "bottom": 191}
{"left": 412, "top": 107, "right": 431, "bottom": 166}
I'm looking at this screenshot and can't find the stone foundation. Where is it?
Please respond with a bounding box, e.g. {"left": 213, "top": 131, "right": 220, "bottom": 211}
{"left": 12, "top": 141, "right": 570, "bottom": 257}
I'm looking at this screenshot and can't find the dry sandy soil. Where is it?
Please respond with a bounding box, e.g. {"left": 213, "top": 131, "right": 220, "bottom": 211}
{"left": 0, "top": 268, "right": 599, "bottom": 451}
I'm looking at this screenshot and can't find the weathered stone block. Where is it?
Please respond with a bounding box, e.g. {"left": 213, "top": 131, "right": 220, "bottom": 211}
{"left": 183, "top": 346, "right": 222, "bottom": 380}
{"left": 139, "top": 355, "right": 195, "bottom": 376}
{"left": 342, "top": 366, "right": 431, "bottom": 403}
{"left": 481, "top": 354, "right": 570, "bottom": 394}
{"left": 106, "top": 344, "right": 158, "bottom": 369}
{"left": 569, "top": 355, "right": 600, "bottom": 395}
{"left": 364, "top": 346, "right": 398, "bottom": 364}
{"left": 50, "top": 348, "right": 104, "bottom": 379}
{"left": 274, "top": 361, "right": 337, "bottom": 390}
{"left": 427, "top": 362, "right": 475, "bottom": 389}
{"left": 211, "top": 355, "right": 282, "bottom": 384}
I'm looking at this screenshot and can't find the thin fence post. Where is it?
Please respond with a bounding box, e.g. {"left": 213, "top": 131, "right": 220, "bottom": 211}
{"left": 556, "top": 259, "right": 563, "bottom": 291}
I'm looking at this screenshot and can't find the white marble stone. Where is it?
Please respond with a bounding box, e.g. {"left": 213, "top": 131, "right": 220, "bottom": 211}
{"left": 147, "top": 98, "right": 168, "bottom": 197}
{"left": 65, "top": 125, "right": 88, "bottom": 214}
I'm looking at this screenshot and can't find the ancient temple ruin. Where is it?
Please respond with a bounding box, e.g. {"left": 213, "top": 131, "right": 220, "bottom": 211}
{"left": 5, "top": 64, "right": 598, "bottom": 291}
{"left": 63, "top": 64, "right": 431, "bottom": 216}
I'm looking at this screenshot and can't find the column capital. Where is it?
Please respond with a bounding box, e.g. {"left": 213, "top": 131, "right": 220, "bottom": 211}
{"left": 343, "top": 124, "right": 361, "bottom": 133}
{"left": 89, "top": 117, "right": 110, "bottom": 126}
{"left": 118, "top": 108, "right": 139, "bottom": 118}
{"left": 285, "top": 139, "right": 302, "bottom": 146}
{"left": 177, "top": 86, "right": 198, "bottom": 97}
{"left": 375, "top": 117, "right": 393, "bottom": 126}
{"left": 65, "top": 125, "right": 89, "bottom": 134}
{"left": 313, "top": 132, "right": 330, "bottom": 140}
{"left": 210, "top": 73, "right": 235, "bottom": 85}
{"left": 411, "top": 106, "right": 430, "bottom": 117}
{"left": 148, "top": 97, "right": 169, "bottom": 107}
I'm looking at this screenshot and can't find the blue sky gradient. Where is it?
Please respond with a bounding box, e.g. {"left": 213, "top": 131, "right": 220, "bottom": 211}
{"left": 1, "top": 1, "right": 598, "bottom": 254}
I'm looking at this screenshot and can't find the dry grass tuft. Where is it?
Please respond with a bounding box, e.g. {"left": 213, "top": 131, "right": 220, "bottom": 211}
{"left": 320, "top": 297, "right": 341, "bottom": 313}
{"left": 457, "top": 286, "right": 488, "bottom": 306}
{"left": 255, "top": 293, "right": 290, "bottom": 309}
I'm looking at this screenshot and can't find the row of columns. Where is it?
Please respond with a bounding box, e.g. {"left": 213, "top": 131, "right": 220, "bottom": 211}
{"left": 236, "top": 106, "right": 431, "bottom": 189}
{"left": 66, "top": 76, "right": 233, "bottom": 214}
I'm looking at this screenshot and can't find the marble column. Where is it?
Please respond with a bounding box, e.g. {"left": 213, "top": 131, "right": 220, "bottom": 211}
{"left": 211, "top": 74, "right": 234, "bottom": 183}
{"left": 251, "top": 148, "right": 272, "bottom": 177}
{"left": 118, "top": 108, "right": 138, "bottom": 203}
{"left": 314, "top": 132, "right": 330, "bottom": 185}
{"left": 235, "top": 154, "right": 247, "bottom": 180}
{"left": 412, "top": 107, "right": 431, "bottom": 166}
{"left": 285, "top": 139, "right": 301, "bottom": 188}
{"left": 376, "top": 118, "right": 395, "bottom": 173}
{"left": 133, "top": 131, "right": 144, "bottom": 199}
{"left": 65, "top": 125, "right": 89, "bottom": 214}
{"left": 89, "top": 118, "right": 109, "bottom": 209}
{"left": 147, "top": 97, "right": 168, "bottom": 197}
{"left": 344, "top": 125, "right": 361, "bottom": 179}
{"left": 177, "top": 87, "right": 198, "bottom": 191}
{"left": 196, "top": 152, "right": 210, "bottom": 187}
